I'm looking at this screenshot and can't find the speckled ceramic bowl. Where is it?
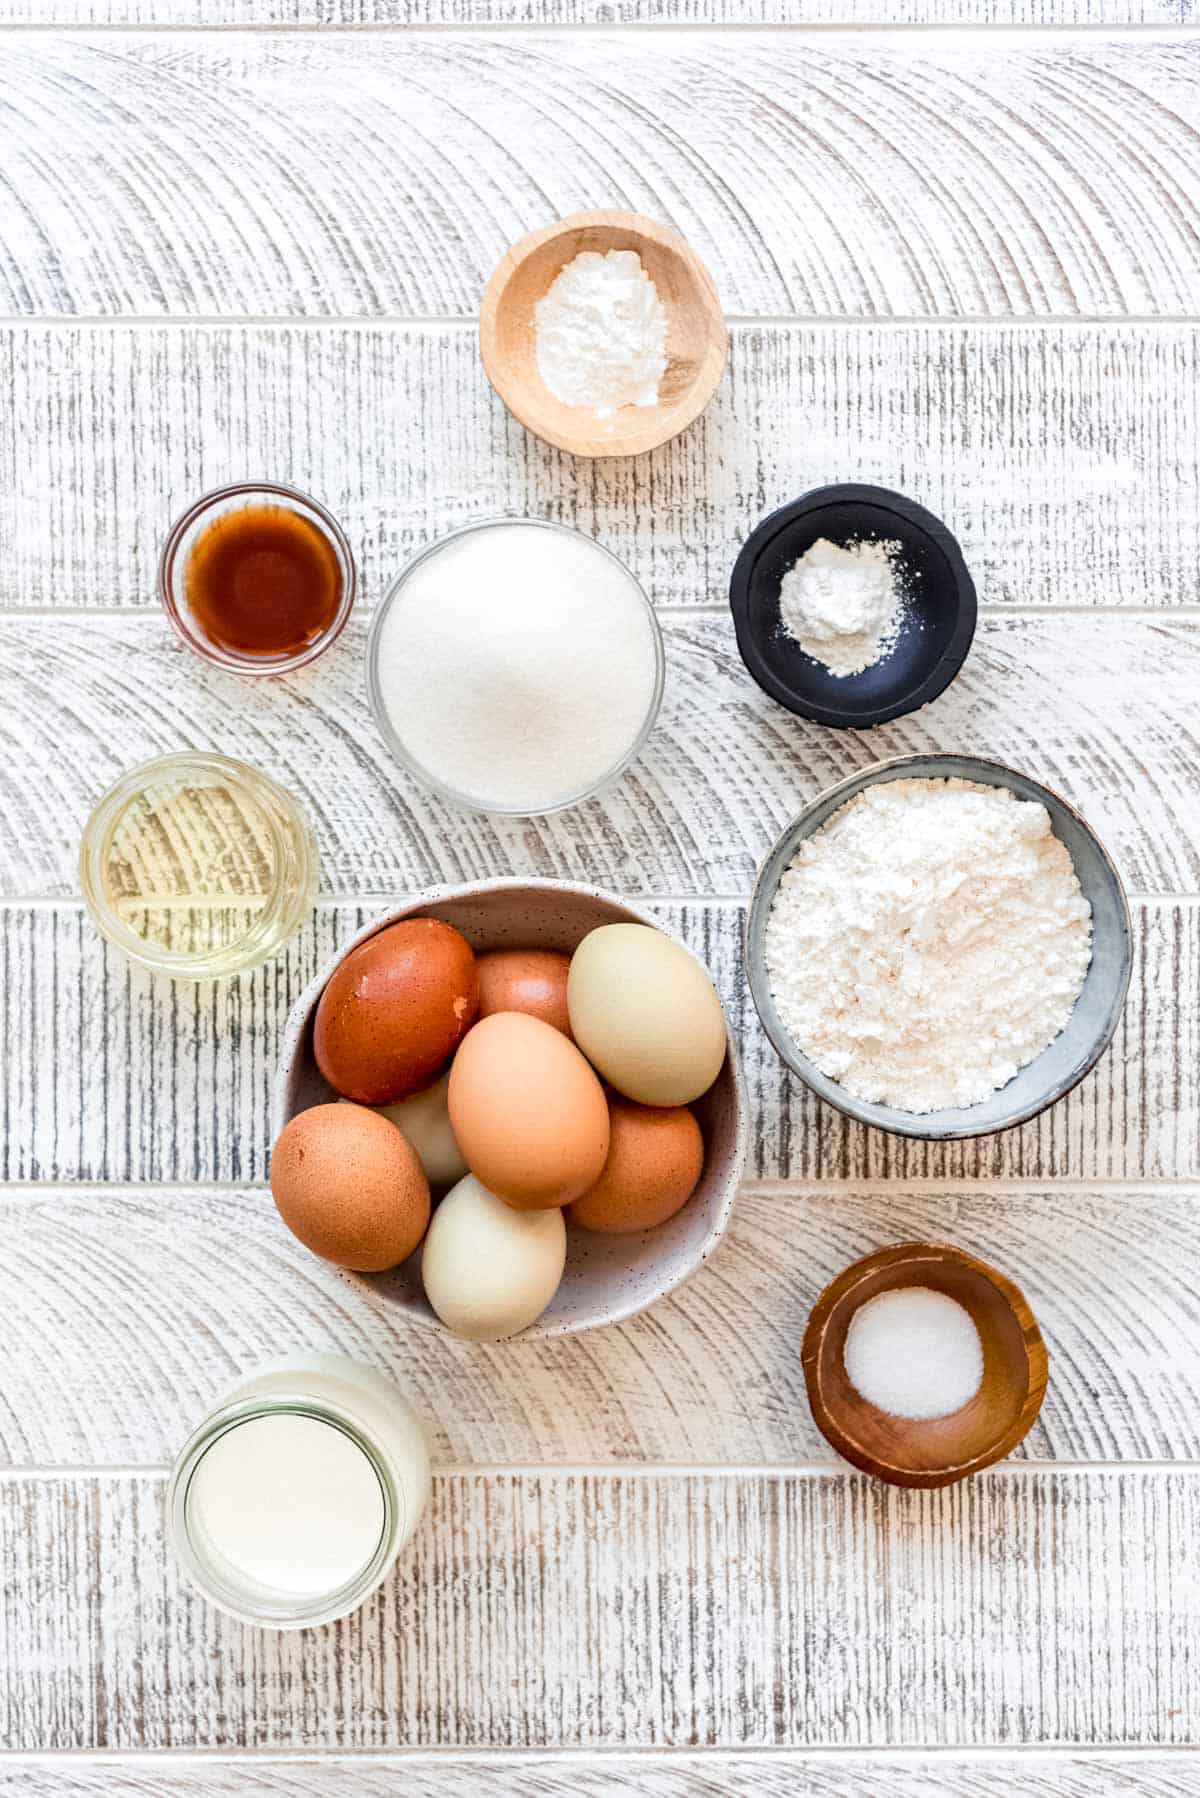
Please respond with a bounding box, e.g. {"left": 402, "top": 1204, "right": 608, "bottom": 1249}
{"left": 274, "top": 880, "right": 747, "bottom": 1339}
{"left": 746, "top": 753, "right": 1132, "bottom": 1141}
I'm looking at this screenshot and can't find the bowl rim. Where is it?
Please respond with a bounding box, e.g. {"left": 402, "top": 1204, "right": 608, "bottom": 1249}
{"left": 800, "top": 1239, "right": 1050, "bottom": 1488}
{"left": 729, "top": 482, "right": 978, "bottom": 728}
{"left": 478, "top": 207, "right": 729, "bottom": 460}
{"left": 365, "top": 517, "right": 665, "bottom": 817}
{"left": 745, "top": 752, "right": 1133, "bottom": 1141}
{"left": 272, "top": 877, "right": 749, "bottom": 1340}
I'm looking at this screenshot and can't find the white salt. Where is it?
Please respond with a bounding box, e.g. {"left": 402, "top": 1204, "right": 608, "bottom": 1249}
{"left": 843, "top": 1285, "right": 983, "bottom": 1420}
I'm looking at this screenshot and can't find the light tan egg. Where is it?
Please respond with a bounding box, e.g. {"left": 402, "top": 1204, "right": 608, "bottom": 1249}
{"left": 447, "top": 1011, "right": 609, "bottom": 1210}
{"left": 569, "top": 1096, "right": 704, "bottom": 1235}
{"left": 270, "top": 1103, "right": 430, "bottom": 1271}
{"left": 368, "top": 1070, "right": 468, "bottom": 1190}
{"left": 567, "top": 923, "right": 726, "bottom": 1106}
{"left": 421, "top": 1173, "right": 566, "bottom": 1341}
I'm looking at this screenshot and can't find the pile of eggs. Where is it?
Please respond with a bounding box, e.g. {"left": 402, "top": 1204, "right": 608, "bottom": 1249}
{"left": 269, "top": 916, "right": 728, "bottom": 1340}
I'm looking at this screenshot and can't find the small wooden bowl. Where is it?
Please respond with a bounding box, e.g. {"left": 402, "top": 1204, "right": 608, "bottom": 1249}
{"left": 479, "top": 209, "right": 728, "bottom": 459}
{"left": 802, "top": 1242, "right": 1048, "bottom": 1489}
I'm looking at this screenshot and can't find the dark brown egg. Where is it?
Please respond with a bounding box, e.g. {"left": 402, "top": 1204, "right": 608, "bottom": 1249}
{"left": 270, "top": 1103, "right": 430, "bottom": 1271}
{"left": 568, "top": 1095, "right": 704, "bottom": 1235}
{"left": 477, "top": 949, "right": 572, "bottom": 1036}
{"left": 314, "top": 918, "right": 479, "bottom": 1105}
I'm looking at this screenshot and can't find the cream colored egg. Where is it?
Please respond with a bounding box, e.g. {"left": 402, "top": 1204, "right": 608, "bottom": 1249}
{"left": 371, "top": 1071, "right": 468, "bottom": 1189}
{"left": 568, "top": 923, "right": 727, "bottom": 1107}
{"left": 421, "top": 1173, "right": 566, "bottom": 1341}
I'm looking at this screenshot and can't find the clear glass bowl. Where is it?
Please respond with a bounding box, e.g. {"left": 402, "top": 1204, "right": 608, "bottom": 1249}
{"left": 366, "top": 517, "right": 665, "bottom": 815}
{"left": 79, "top": 751, "right": 319, "bottom": 981}
{"left": 158, "top": 481, "right": 356, "bottom": 676}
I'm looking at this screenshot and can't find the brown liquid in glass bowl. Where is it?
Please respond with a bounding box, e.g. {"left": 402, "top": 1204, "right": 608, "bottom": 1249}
{"left": 186, "top": 505, "right": 343, "bottom": 659}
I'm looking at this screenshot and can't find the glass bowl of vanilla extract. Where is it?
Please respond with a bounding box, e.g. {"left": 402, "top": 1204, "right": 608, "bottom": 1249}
{"left": 158, "top": 482, "right": 356, "bottom": 676}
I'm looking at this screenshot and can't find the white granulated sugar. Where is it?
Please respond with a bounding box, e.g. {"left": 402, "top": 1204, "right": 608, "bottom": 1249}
{"left": 535, "top": 249, "right": 668, "bottom": 418}
{"left": 844, "top": 1286, "right": 984, "bottom": 1420}
{"left": 373, "top": 523, "right": 658, "bottom": 813}
{"left": 764, "top": 779, "right": 1093, "bottom": 1113}
{"left": 779, "top": 537, "right": 905, "bottom": 677}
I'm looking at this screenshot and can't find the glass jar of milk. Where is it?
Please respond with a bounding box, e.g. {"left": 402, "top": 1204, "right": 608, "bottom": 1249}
{"left": 166, "top": 1353, "right": 431, "bottom": 1629}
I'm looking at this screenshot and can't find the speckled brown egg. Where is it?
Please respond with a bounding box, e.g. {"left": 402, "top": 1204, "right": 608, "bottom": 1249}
{"left": 568, "top": 1095, "right": 704, "bottom": 1235}
{"left": 448, "top": 1011, "right": 610, "bottom": 1211}
{"left": 270, "top": 1103, "right": 431, "bottom": 1271}
{"left": 477, "top": 949, "right": 572, "bottom": 1036}
{"left": 314, "top": 918, "right": 479, "bottom": 1105}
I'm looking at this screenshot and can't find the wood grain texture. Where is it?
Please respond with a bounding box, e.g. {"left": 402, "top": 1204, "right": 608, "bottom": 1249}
{"left": 5, "top": 322, "right": 1198, "bottom": 614}
{"left": 3, "top": 1750, "right": 1200, "bottom": 1795}
{"left": 3, "top": 0, "right": 1195, "bottom": 25}
{"left": 5, "top": 612, "right": 1200, "bottom": 901}
{"left": 0, "top": 37, "right": 1197, "bottom": 319}
{"left": 2, "top": 896, "right": 1187, "bottom": 1186}
{"left": 2, "top": 1182, "right": 1199, "bottom": 1468}
{"left": 3, "top": 1468, "right": 1199, "bottom": 1749}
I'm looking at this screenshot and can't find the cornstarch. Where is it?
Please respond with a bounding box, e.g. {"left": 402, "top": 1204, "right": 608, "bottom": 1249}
{"left": 535, "top": 250, "right": 668, "bottom": 418}
{"left": 764, "top": 779, "right": 1093, "bottom": 1113}
{"left": 779, "top": 537, "right": 905, "bottom": 677}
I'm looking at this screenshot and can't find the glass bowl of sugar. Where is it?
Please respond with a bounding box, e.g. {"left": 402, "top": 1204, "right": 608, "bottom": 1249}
{"left": 366, "top": 518, "right": 665, "bottom": 815}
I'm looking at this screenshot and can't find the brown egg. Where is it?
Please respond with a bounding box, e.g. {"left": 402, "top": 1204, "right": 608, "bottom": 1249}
{"left": 314, "top": 918, "right": 479, "bottom": 1105}
{"left": 270, "top": 1103, "right": 431, "bottom": 1271}
{"left": 477, "top": 949, "right": 572, "bottom": 1036}
{"left": 448, "top": 1012, "right": 610, "bottom": 1211}
{"left": 569, "top": 1096, "right": 704, "bottom": 1235}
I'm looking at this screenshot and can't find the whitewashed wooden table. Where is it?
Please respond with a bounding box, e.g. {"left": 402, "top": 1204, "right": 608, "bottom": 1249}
{"left": 2, "top": 1, "right": 1199, "bottom": 1790}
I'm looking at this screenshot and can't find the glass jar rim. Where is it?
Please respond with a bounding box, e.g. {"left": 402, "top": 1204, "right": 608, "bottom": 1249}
{"left": 78, "top": 750, "right": 318, "bottom": 979}
{"left": 158, "top": 480, "right": 357, "bottom": 677}
{"left": 365, "top": 515, "right": 665, "bottom": 816}
{"left": 166, "top": 1392, "right": 404, "bottom": 1630}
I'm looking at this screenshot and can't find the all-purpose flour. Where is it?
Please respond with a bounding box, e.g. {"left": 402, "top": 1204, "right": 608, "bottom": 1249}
{"left": 764, "top": 779, "right": 1093, "bottom": 1113}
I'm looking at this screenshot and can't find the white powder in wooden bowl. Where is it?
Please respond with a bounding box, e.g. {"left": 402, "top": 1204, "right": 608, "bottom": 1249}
{"left": 844, "top": 1286, "right": 983, "bottom": 1420}
{"left": 535, "top": 249, "right": 668, "bottom": 418}
{"left": 764, "top": 778, "right": 1093, "bottom": 1113}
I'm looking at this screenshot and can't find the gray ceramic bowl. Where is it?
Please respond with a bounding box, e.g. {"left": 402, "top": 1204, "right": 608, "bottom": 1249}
{"left": 746, "top": 754, "right": 1132, "bottom": 1141}
{"left": 274, "top": 880, "right": 748, "bottom": 1338}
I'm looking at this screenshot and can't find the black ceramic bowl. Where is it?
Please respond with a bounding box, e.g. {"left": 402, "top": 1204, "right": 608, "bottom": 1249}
{"left": 729, "top": 484, "right": 977, "bottom": 729}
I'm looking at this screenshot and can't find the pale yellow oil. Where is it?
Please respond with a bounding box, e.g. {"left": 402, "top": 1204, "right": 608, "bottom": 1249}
{"left": 101, "top": 772, "right": 280, "bottom": 958}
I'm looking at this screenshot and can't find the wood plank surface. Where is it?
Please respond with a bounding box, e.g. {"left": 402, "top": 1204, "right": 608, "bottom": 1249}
{"left": 6, "top": 322, "right": 1197, "bottom": 614}
{"left": 0, "top": 37, "right": 1197, "bottom": 319}
{"left": 4, "top": 0, "right": 1199, "bottom": 1777}
{"left": 2, "top": 1468, "right": 1198, "bottom": 1749}
{"left": 1, "top": 896, "right": 1189, "bottom": 1186}
{"left": 2, "top": 1183, "right": 1198, "bottom": 1468}
{"left": 4, "top": 0, "right": 1194, "bottom": 26}
{"left": 3, "top": 1750, "right": 1200, "bottom": 1795}
{"left": 5, "top": 612, "right": 1199, "bottom": 901}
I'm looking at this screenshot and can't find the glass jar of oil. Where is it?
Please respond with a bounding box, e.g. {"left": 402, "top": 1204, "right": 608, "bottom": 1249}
{"left": 79, "top": 752, "right": 318, "bottom": 980}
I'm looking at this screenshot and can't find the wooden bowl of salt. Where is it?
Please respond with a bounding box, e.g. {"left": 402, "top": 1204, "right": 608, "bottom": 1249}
{"left": 802, "top": 1241, "right": 1048, "bottom": 1489}
{"left": 479, "top": 209, "right": 728, "bottom": 459}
